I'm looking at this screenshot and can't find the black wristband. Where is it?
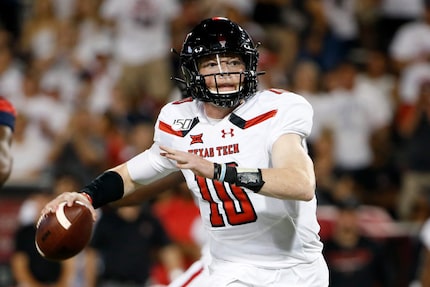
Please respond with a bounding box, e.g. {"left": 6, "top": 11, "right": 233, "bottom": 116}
{"left": 79, "top": 171, "right": 124, "bottom": 208}
{"left": 219, "top": 165, "right": 265, "bottom": 193}
{"left": 235, "top": 168, "right": 265, "bottom": 192}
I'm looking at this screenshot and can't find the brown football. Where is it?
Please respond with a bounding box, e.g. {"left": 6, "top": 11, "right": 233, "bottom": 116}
{"left": 35, "top": 201, "right": 93, "bottom": 261}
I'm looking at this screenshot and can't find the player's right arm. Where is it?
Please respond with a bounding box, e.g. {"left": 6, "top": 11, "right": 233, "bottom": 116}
{"left": 40, "top": 143, "right": 176, "bottom": 220}
{"left": 111, "top": 171, "right": 184, "bottom": 207}
{"left": 257, "top": 133, "right": 316, "bottom": 201}
{"left": 39, "top": 161, "right": 138, "bottom": 221}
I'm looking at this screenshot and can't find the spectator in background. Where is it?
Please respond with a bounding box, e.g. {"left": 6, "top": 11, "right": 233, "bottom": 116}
{"left": 252, "top": 0, "right": 286, "bottom": 26}
{"left": 47, "top": 106, "right": 106, "bottom": 183}
{"left": 8, "top": 111, "right": 51, "bottom": 186}
{"left": 152, "top": 179, "right": 204, "bottom": 271}
{"left": 90, "top": 204, "right": 185, "bottom": 287}
{"left": 0, "top": 40, "right": 23, "bottom": 104}
{"left": 252, "top": 0, "right": 299, "bottom": 90}
{"left": 354, "top": 49, "right": 400, "bottom": 212}
{"left": 396, "top": 80, "right": 430, "bottom": 220}
{"left": 388, "top": 0, "right": 430, "bottom": 73}
{"left": 397, "top": 58, "right": 430, "bottom": 113}
{"left": 19, "top": 0, "right": 63, "bottom": 72}
{"left": 121, "top": 117, "right": 155, "bottom": 160}
{"left": 321, "top": 0, "right": 360, "bottom": 57}
{"left": 93, "top": 110, "right": 127, "bottom": 169}
{"left": 99, "top": 0, "right": 181, "bottom": 118}
{"left": 70, "top": 0, "right": 109, "bottom": 71}
{"left": 318, "top": 170, "right": 358, "bottom": 207}
{"left": 356, "top": 49, "right": 397, "bottom": 116}
{"left": 169, "top": 0, "right": 207, "bottom": 86}
{"left": 390, "top": 1, "right": 430, "bottom": 138}
{"left": 38, "top": 20, "right": 84, "bottom": 109}
{"left": 16, "top": 69, "right": 71, "bottom": 142}
{"left": 0, "top": 96, "right": 16, "bottom": 188}
{"left": 419, "top": 213, "right": 430, "bottom": 286}
{"left": 323, "top": 198, "right": 393, "bottom": 287}
{"left": 323, "top": 60, "right": 392, "bottom": 195}
{"left": 400, "top": 189, "right": 430, "bottom": 286}
{"left": 0, "top": 0, "right": 22, "bottom": 47}
{"left": 51, "top": 0, "right": 77, "bottom": 21}
{"left": 289, "top": 59, "right": 330, "bottom": 147}
{"left": 312, "top": 128, "right": 337, "bottom": 205}
{"left": 75, "top": 35, "right": 120, "bottom": 116}
{"left": 376, "top": 0, "right": 424, "bottom": 52}
{"left": 297, "top": 0, "right": 350, "bottom": 72}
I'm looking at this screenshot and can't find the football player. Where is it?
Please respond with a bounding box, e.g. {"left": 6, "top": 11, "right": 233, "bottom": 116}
{"left": 41, "top": 17, "right": 329, "bottom": 286}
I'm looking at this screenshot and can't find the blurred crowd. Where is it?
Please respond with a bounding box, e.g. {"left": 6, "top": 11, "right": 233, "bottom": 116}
{"left": 1, "top": 0, "right": 430, "bottom": 286}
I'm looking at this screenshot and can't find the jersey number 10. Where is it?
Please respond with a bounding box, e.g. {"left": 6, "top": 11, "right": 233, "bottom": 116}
{"left": 196, "top": 176, "right": 258, "bottom": 227}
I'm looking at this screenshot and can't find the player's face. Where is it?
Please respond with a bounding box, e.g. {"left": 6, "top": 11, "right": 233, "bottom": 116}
{"left": 198, "top": 54, "right": 245, "bottom": 94}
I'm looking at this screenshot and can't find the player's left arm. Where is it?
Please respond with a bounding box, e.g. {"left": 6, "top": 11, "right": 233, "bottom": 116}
{"left": 258, "top": 133, "right": 315, "bottom": 201}
{"left": 160, "top": 133, "right": 316, "bottom": 202}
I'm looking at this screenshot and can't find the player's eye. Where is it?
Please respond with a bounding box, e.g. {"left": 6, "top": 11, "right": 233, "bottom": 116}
{"left": 200, "top": 61, "right": 218, "bottom": 69}
{"left": 227, "top": 59, "right": 243, "bottom": 67}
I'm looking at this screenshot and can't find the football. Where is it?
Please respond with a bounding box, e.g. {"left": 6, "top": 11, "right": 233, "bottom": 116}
{"left": 35, "top": 200, "right": 93, "bottom": 261}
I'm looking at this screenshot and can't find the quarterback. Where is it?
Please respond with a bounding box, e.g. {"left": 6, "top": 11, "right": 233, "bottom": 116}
{"left": 41, "top": 17, "right": 329, "bottom": 286}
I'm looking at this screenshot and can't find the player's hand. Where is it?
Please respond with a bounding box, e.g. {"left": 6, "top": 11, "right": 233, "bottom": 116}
{"left": 160, "top": 145, "right": 214, "bottom": 179}
{"left": 40, "top": 192, "right": 97, "bottom": 221}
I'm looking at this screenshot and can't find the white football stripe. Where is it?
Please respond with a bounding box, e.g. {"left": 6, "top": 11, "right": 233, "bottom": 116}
{"left": 56, "top": 202, "right": 72, "bottom": 230}
{"left": 35, "top": 240, "right": 46, "bottom": 257}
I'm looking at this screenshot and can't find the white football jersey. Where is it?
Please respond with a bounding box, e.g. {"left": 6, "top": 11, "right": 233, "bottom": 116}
{"left": 127, "top": 89, "right": 323, "bottom": 268}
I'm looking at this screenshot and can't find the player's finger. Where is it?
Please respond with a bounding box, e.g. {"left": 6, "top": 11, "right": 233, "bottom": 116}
{"left": 159, "top": 145, "right": 174, "bottom": 153}
{"left": 160, "top": 146, "right": 175, "bottom": 158}
{"left": 62, "top": 192, "right": 79, "bottom": 207}
{"left": 40, "top": 203, "right": 56, "bottom": 216}
{"left": 161, "top": 146, "right": 188, "bottom": 157}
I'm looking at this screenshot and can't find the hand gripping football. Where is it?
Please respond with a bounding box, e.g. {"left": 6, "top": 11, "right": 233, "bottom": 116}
{"left": 35, "top": 201, "right": 93, "bottom": 261}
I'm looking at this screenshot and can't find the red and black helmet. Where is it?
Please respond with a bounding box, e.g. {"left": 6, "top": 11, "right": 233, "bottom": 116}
{"left": 180, "top": 17, "right": 259, "bottom": 108}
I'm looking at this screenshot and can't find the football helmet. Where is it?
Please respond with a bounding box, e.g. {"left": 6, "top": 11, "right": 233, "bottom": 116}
{"left": 180, "top": 17, "right": 259, "bottom": 108}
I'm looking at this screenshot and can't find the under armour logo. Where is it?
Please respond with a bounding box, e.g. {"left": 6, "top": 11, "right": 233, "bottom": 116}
{"left": 190, "top": 133, "right": 203, "bottom": 144}
{"left": 221, "top": 129, "right": 234, "bottom": 138}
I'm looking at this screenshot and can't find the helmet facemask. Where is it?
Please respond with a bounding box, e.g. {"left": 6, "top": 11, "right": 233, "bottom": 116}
{"left": 197, "top": 53, "right": 250, "bottom": 107}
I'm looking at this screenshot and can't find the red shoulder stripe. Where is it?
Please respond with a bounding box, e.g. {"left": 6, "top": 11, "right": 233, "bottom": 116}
{"left": 269, "top": 88, "right": 288, "bottom": 94}
{"left": 159, "top": 121, "right": 183, "bottom": 137}
{"left": 172, "top": 97, "right": 193, "bottom": 105}
{"left": 244, "top": 109, "right": 277, "bottom": 129}
{"left": 229, "top": 110, "right": 277, "bottom": 129}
